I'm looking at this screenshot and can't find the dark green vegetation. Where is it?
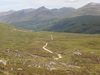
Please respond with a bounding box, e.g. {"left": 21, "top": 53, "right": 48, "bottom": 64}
{"left": 43, "top": 15, "right": 100, "bottom": 34}
{"left": 0, "top": 23, "right": 100, "bottom": 75}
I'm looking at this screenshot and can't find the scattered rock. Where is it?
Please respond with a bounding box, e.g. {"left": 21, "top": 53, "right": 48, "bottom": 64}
{"left": 73, "top": 51, "right": 82, "bottom": 55}
{"left": 11, "top": 68, "right": 13, "bottom": 71}
{"left": 15, "top": 54, "right": 21, "bottom": 57}
{"left": 18, "top": 68, "right": 23, "bottom": 70}
{"left": 67, "top": 65, "right": 81, "bottom": 68}
{"left": 36, "top": 41, "right": 40, "bottom": 43}
{"left": 50, "top": 67, "right": 56, "bottom": 70}
{"left": 23, "top": 61, "right": 27, "bottom": 65}
{"left": 0, "top": 60, "right": 7, "bottom": 65}
{"left": 50, "top": 62, "right": 56, "bottom": 65}
{"left": 28, "top": 65, "right": 31, "bottom": 67}
{"left": 15, "top": 50, "right": 18, "bottom": 52}
{"left": 91, "top": 52, "right": 94, "bottom": 54}
{"left": 6, "top": 48, "right": 10, "bottom": 53}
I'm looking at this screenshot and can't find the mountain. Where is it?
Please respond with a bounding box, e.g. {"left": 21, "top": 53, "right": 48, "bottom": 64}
{"left": 0, "top": 22, "right": 100, "bottom": 75}
{"left": 42, "top": 3, "right": 100, "bottom": 34}
{"left": 0, "top": 3, "right": 100, "bottom": 34}
{"left": 0, "top": 6, "right": 75, "bottom": 31}
{"left": 70, "top": 2, "right": 100, "bottom": 17}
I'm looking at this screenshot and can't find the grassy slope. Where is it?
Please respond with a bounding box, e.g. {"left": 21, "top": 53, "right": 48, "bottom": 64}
{"left": 0, "top": 23, "right": 100, "bottom": 75}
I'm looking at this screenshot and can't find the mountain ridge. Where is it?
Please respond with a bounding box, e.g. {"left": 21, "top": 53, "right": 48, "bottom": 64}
{"left": 0, "top": 3, "right": 100, "bottom": 34}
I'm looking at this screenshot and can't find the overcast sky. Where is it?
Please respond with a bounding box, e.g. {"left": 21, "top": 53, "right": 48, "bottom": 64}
{"left": 0, "top": 0, "right": 100, "bottom": 11}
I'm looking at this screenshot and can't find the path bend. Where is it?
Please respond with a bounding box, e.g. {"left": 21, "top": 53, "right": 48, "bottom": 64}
{"left": 42, "top": 43, "right": 62, "bottom": 60}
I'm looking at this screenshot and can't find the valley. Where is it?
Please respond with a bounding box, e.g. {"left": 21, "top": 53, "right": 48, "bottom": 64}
{"left": 0, "top": 2, "right": 100, "bottom": 75}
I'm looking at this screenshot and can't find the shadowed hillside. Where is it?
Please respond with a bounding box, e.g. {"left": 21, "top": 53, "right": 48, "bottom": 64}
{"left": 43, "top": 15, "right": 100, "bottom": 34}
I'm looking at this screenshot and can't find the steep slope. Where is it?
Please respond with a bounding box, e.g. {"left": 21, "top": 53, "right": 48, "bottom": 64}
{"left": 0, "top": 7, "right": 75, "bottom": 31}
{"left": 43, "top": 15, "right": 100, "bottom": 34}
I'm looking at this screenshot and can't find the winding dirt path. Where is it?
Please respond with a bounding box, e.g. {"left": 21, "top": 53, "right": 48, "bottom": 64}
{"left": 50, "top": 35, "right": 53, "bottom": 40}
{"left": 43, "top": 43, "right": 53, "bottom": 53}
{"left": 54, "top": 54, "right": 62, "bottom": 60}
{"left": 42, "top": 42, "right": 62, "bottom": 60}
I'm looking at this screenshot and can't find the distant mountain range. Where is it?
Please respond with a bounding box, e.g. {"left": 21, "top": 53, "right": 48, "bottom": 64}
{"left": 43, "top": 2, "right": 100, "bottom": 34}
{"left": 0, "top": 2, "right": 100, "bottom": 34}
{"left": 0, "top": 6, "right": 75, "bottom": 31}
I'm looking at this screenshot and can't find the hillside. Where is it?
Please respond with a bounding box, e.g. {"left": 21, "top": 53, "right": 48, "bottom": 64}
{"left": 0, "top": 22, "right": 33, "bottom": 41}
{"left": 0, "top": 23, "right": 100, "bottom": 75}
{"left": 43, "top": 15, "right": 100, "bottom": 34}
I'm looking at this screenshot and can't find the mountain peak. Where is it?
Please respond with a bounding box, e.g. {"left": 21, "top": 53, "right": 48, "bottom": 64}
{"left": 38, "top": 6, "right": 48, "bottom": 10}
{"left": 40, "top": 6, "right": 46, "bottom": 8}
{"left": 79, "top": 2, "right": 100, "bottom": 10}
{"left": 86, "top": 2, "right": 100, "bottom": 6}
{"left": 7, "top": 10, "right": 15, "bottom": 13}
{"left": 89, "top": 2, "right": 97, "bottom": 5}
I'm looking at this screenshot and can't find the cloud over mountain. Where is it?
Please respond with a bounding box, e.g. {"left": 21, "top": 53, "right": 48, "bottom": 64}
{"left": 0, "top": 0, "right": 100, "bottom": 11}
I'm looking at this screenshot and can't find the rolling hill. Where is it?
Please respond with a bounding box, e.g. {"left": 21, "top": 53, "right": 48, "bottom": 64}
{"left": 0, "top": 22, "right": 100, "bottom": 75}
